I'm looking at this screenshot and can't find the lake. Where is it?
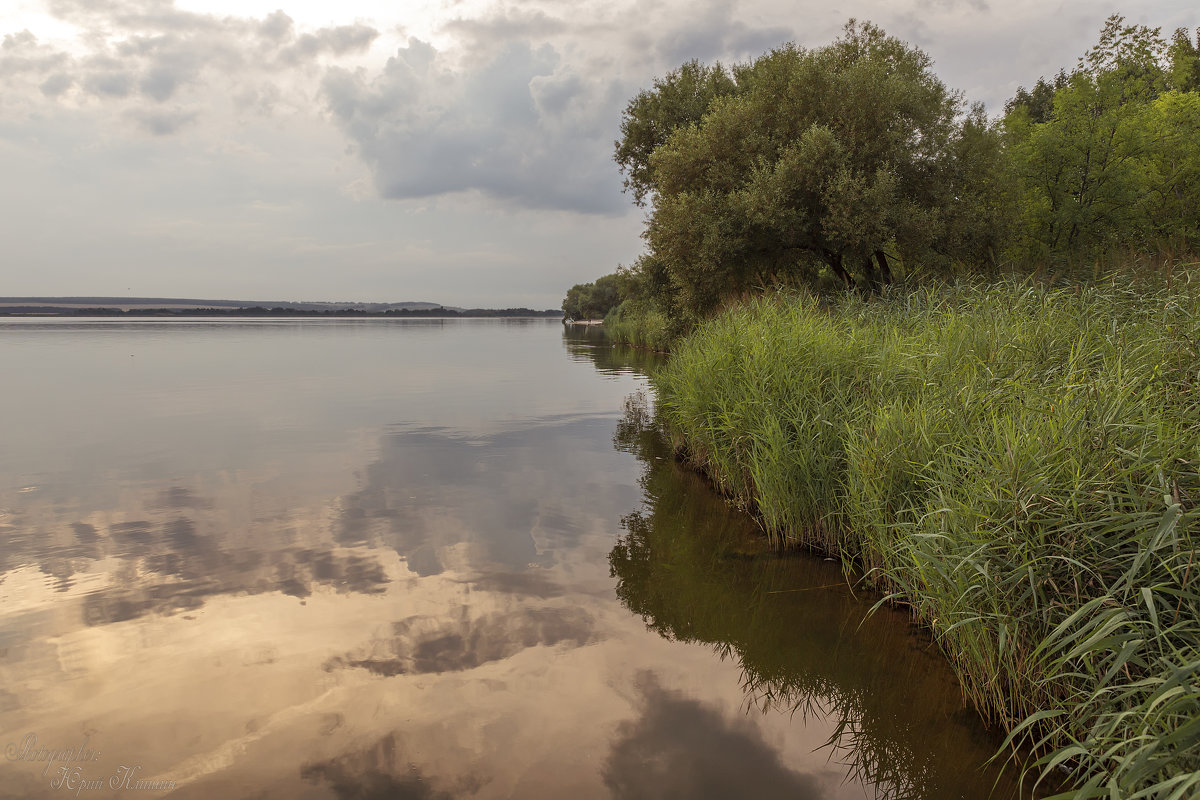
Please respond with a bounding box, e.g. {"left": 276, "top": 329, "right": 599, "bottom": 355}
{"left": 0, "top": 318, "right": 1022, "bottom": 799}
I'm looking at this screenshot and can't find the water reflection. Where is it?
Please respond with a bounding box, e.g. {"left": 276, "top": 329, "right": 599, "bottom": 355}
{"left": 324, "top": 606, "right": 597, "bottom": 677}
{"left": 604, "top": 672, "right": 829, "bottom": 800}
{"left": 0, "top": 320, "right": 1022, "bottom": 799}
{"left": 331, "top": 418, "right": 632, "bottom": 572}
{"left": 561, "top": 323, "right": 664, "bottom": 377}
{"left": 571, "top": 334, "right": 1025, "bottom": 798}
{"left": 301, "top": 734, "right": 457, "bottom": 799}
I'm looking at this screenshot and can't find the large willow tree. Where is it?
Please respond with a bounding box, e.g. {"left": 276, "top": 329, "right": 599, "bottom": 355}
{"left": 615, "top": 22, "right": 1008, "bottom": 322}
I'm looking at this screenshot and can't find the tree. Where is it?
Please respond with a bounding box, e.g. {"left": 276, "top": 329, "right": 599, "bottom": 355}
{"left": 1137, "top": 90, "right": 1200, "bottom": 251}
{"left": 613, "top": 60, "right": 737, "bottom": 207}
{"left": 561, "top": 273, "right": 622, "bottom": 320}
{"left": 1005, "top": 71, "right": 1069, "bottom": 124}
{"left": 1003, "top": 15, "right": 1200, "bottom": 262}
{"left": 1167, "top": 27, "right": 1200, "bottom": 92}
{"left": 619, "top": 22, "right": 1006, "bottom": 321}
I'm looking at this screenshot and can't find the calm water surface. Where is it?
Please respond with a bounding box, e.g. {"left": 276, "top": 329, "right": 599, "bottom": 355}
{"left": 0, "top": 319, "right": 1021, "bottom": 799}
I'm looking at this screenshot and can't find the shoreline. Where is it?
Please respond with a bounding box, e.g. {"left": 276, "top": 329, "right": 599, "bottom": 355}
{"left": 644, "top": 279, "right": 1200, "bottom": 799}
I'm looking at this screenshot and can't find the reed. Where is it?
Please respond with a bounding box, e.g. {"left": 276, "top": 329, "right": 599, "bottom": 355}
{"left": 651, "top": 272, "right": 1200, "bottom": 798}
{"left": 603, "top": 300, "right": 676, "bottom": 352}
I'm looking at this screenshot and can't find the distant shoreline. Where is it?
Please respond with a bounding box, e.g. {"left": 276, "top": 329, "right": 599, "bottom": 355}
{"left": 0, "top": 306, "right": 562, "bottom": 319}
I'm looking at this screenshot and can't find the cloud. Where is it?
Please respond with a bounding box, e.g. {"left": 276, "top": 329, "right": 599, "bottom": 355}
{"left": 1, "top": 0, "right": 381, "bottom": 141}
{"left": 258, "top": 10, "right": 294, "bottom": 43}
{"left": 917, "top": 0, "right": 990, "bottom": 10}
{"left": 650, "top": 0, "right": 794, "bottom": 66}
{"left": 316, "top": 1, "right": 803, "bottom": 214}
{"left": 322, "top": 37, "right": 627, "bottom": 214}
{"left": 3, "top": 0, "right": 799, "bottom": 211}
{"left": 278, "top": 24, "right": 380, "bottom": 66}
{"left": 0, "top": 29, "right": 70, "bottom": 76}
{"left": 440, "top": 7, "right": 570, "bottom": 48}
{"left": 83, "top": 66, "right": 134, "bottom": 97}
{"left": 127, "top": 106, "right": 197, "bottom": 135}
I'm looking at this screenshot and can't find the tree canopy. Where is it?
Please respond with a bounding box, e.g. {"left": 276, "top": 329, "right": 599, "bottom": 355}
{"left": 561, "top": 273, "right": 621, "bottom": 320}
{"left": 1004, "top": 17, "right": 1200, "bottom": 262}
{"left": 613, "top": 21, "right": 1008, "bottom": 322}
{"left": 567, "top": 16, "right": 1200, "bottom": 336}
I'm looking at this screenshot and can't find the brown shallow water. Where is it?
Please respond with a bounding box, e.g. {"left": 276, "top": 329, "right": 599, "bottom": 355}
{"left": 0, "top": 318, "right": 1022, "bottom": 799}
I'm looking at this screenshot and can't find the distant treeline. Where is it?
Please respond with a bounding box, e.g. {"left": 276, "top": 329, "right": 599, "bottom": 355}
{"left": 0, "top": 306, "right": 562, "bottom": 318}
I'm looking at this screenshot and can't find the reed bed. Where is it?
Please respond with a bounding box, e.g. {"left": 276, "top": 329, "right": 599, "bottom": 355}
{"left": 651, "top": 275, "right": 1200, "bottom": 798}
{"left": 603, "top": 300, "right": 676, "bottom": 352}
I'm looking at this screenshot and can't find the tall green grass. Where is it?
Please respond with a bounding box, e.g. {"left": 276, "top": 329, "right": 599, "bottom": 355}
{"left": 604, "top": 299, "right": 676, "bottom": 352}
{"left": 652, "top": 275, "right": 1200, "bottom": 799}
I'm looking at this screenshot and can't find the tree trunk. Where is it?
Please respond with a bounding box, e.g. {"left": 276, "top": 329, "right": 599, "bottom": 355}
{"left": 827, "top": 251, "right": 854, "bottom": 288}
{"left": 873, "top": 250, "right": 893, "bottom": 285}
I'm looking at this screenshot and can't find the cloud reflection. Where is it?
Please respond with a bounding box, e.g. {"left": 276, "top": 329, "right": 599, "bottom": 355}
{"left": 325, "top": 606, "right": 595, "bottom": 677}
{"left": 301, "top": 733, "right": 461, "bottom": 800}
{"left": 334, "top": 419, "right": 632, "bottom": 576}
{"left": 603, "top": 672, "right": 827, "bottom": 800}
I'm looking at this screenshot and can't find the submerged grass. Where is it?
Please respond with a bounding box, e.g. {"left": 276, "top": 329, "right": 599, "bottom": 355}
{"left": 652, "top": 274, "right": 1200, "bottom": 798}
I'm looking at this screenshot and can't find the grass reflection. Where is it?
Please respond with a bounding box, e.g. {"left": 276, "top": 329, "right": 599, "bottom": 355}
{"left": 608, "top": 392, "right": 1024, "bottom": 800}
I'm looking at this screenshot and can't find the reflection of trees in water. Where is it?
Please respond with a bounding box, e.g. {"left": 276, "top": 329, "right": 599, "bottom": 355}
{"left": 560, "top": 325, "right": 664, "bottom": 377}
{"left": 608, "top": 394, "right": 1019, "bottom": 800}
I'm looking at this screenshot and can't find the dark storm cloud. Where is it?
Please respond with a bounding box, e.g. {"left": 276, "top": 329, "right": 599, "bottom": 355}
{"left": 603, "top": 673, "right": 827, "bottom": 800}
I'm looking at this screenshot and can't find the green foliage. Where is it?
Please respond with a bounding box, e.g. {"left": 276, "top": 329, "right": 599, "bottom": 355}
{"left": 1004, "top": 16, "right": 1200, "bottom": 263}
{"left": 652, "top": 273, "right": 1200, "bottom": 799}
{"left": 615, "top": 21, "right": 1008, "bottom": 328}
{"left": 1006, "top": 71, "right": 1070, "bottom": 124}
{"left": 561, "top": 272, "right": 622, "bottom": 320}
{"left": 603, "top": 299, "right": 675, "bottom": 351}
{"left": 1168, "top": 27, "right": 1200, "bottom": 92}
{"left": 613, "top": 60, "right": 737, "bottom": 206}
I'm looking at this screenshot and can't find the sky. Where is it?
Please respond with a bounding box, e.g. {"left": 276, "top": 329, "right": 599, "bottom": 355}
{"left": 0, "top": 1, "right": 1195, "bottom": 308}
